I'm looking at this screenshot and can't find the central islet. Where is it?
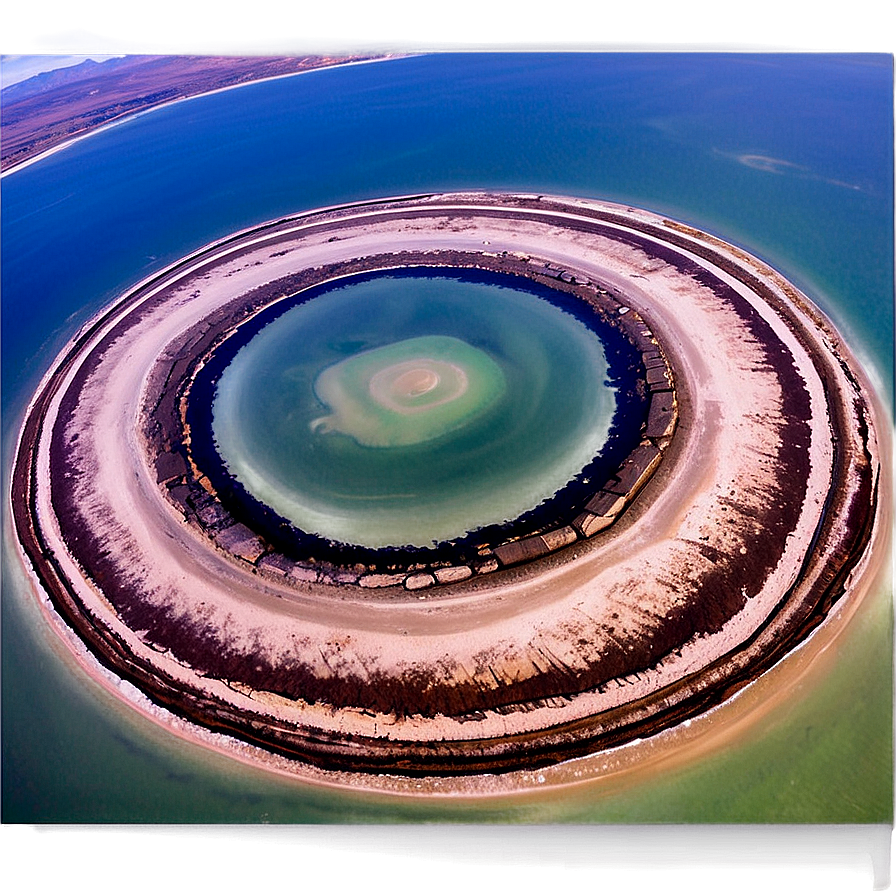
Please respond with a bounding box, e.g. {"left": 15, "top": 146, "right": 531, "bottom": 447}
{"left": 310, "top": 335, "right": 506, "bottom": 447}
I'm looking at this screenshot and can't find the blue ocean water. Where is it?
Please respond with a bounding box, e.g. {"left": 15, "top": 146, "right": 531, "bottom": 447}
{"left": 3, "top": 54, "right": 892, "bottom": 415}
{"left": 1, "top": 53, "right": 892, "bottom": 823}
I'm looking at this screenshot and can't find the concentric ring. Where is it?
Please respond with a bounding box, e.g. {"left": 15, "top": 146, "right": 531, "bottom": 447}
{"left": 11, "top": 192, "right": 882, "bottom": 779}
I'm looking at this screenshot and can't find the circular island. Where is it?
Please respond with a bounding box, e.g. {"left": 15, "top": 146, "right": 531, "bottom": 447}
{"left": 11, "top": 192, "right": 884, "bottom": 782}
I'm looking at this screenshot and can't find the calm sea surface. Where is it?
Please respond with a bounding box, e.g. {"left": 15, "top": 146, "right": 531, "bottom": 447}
{"left": 1, "top": 53, "right": 892, "bottom": 822}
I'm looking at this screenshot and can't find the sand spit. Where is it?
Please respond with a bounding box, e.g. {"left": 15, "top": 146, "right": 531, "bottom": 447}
{"left": 10, "top": 192, "right": 884, "bottom": 781}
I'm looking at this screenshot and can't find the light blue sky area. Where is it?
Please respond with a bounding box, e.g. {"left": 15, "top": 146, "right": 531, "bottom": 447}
{"left": 0, "top": 54, "right": 121, "bottom": 88}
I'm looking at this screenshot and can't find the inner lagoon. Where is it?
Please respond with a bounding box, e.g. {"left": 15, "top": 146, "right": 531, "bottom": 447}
{"left": 208, "top": 269, "right": 620, "bottom": 549}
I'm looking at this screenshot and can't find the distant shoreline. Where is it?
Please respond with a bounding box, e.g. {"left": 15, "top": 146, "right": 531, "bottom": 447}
{"left": 0, "top": 54, "right": 403, "bottom": 176}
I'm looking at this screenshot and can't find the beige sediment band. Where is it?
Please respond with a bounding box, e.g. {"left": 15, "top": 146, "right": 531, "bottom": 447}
{"left": 10, "top": 191, "right": 885, "bottom": 779}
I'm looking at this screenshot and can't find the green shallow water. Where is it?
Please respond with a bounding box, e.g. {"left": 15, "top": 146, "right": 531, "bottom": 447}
{"left": 212, "top": 272, "right": 615, "bottom": 548}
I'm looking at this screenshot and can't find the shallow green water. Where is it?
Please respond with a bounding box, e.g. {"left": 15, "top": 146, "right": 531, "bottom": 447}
{"left": 212, "top": 272, "right": 614, "bottom": 548}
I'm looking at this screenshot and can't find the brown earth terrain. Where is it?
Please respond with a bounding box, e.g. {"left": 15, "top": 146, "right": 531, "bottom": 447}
{"left": 1, "top": 54, "right": 382, "bottom": 171}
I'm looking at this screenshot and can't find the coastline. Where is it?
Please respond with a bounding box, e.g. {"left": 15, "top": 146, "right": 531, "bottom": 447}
{"left": 0, "top": 54, "right": 406, "bottom": 178}
{"left": 10, "top": 192, "right": 886, "bottom": 783}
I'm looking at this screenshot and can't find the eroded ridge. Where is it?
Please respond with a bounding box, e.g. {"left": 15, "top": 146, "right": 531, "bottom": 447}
{"left": 11, "top": 192, "right": 883, "bottom": 778}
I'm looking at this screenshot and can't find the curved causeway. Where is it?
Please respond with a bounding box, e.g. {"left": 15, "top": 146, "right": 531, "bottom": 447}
{"left": 11, "top": 192, "right": 884, "bottom": 779}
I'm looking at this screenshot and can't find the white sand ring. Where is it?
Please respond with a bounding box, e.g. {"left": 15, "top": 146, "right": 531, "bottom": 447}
{"left": 10, "top": 191, "right": 885, "bottom": 780}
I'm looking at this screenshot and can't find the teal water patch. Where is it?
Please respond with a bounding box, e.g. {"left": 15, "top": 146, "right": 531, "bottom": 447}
{"left": 211, "top": 271, "right": 616, "bottom": 549}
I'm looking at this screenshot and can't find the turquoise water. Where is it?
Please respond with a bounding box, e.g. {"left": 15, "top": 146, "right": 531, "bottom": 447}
{"left": 211, "top": 272, "right": 614, "bottom": 548}
{"left": 1, "top": 53, "right": 892, "bottom": 823}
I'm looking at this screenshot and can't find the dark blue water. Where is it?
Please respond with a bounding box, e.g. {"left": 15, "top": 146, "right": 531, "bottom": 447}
{"left": 3, "top": 54, "right": 892, "bottom": 417}
{"left": 2, "top": 53, "right": 892, "bottom": 823}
